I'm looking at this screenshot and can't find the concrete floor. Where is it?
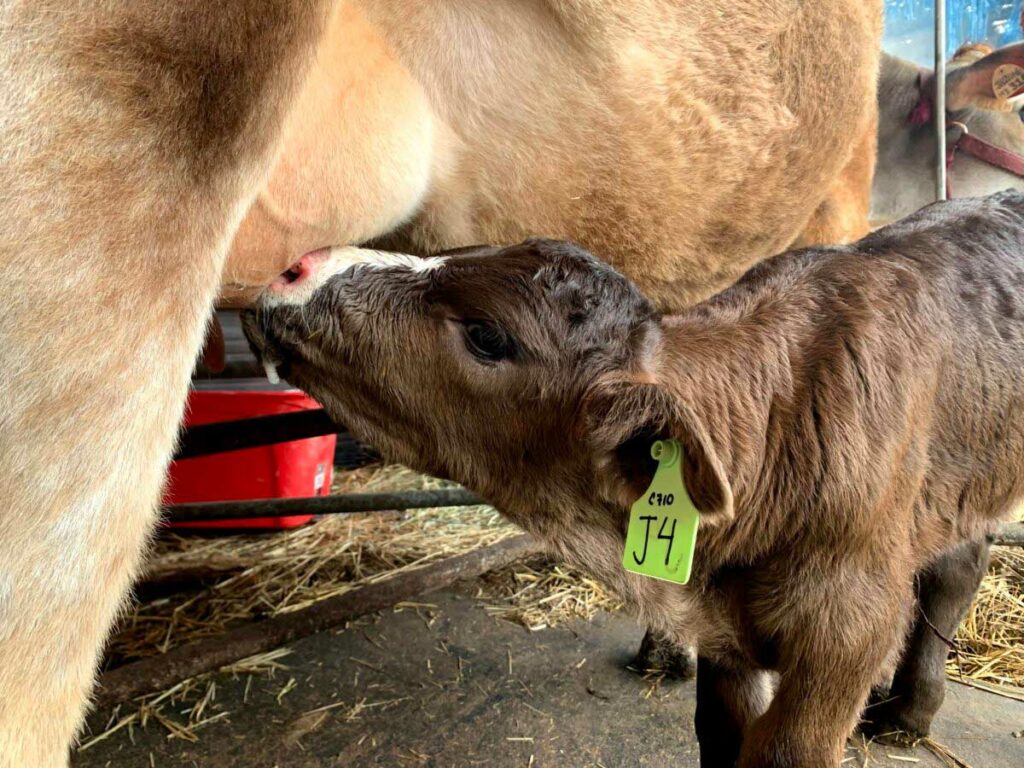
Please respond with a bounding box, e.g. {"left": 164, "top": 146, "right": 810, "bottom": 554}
{"left": 75, "top": 590, "right": 1024, "bottom": 768}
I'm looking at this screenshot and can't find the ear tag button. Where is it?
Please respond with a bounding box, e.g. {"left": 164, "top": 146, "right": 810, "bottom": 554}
{"left": 622, "top": 439, "right": 699, "bottom": 585}
{"left": 993, "top": 64, "right": 1024, "bottom": 101}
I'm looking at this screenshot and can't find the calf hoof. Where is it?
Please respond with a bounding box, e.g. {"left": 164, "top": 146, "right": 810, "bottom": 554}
{"left": 859, "top": 721, "right": 924, "bottom": 748}
{"left": 859, "top": 704, "right": 933, "bottom": 747}
{"left": 630, "top": 629, "right": 697, "bottom": 681}
{"left": 860, "top": 678, "right": 943, "bottom": 746}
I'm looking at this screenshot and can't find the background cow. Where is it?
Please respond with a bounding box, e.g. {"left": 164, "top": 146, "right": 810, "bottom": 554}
{"left": 873, "top": 42, "right": 1024, "bottom": 225}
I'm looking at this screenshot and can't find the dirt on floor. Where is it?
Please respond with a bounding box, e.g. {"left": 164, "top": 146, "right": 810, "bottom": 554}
{"left": 79, "top": 463, "right": 1024, "bottom": 766}
{"left": 117, "top": 464, "right": 1024, "bottom": 691}
{"left": 76, "top": 590, "right": 1024, "bottom": 768}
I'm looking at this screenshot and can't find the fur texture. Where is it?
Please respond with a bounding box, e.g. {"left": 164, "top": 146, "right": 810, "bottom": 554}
{"left": 221, "top": 0, "right": 884, "bottom": 311}
{"left": 0, "top": 1, "right": 884, "bottom": 762}
{"left": 0, "top": 2, "right": 332, "bottom": 764}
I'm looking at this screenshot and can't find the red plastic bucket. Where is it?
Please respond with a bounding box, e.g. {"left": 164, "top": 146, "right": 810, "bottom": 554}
{"left": 165, "top": 381, "right": 335, "bottom": 530}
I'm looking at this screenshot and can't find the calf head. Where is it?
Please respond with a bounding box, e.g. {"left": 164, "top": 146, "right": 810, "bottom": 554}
{"left": 936, "top": 42, "right": 1024, "bottom": 171}
{"left": 241, "top": 240, "right": 732, "bottom": 542}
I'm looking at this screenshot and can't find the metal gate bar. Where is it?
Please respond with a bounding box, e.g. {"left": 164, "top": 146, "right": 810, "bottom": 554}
{"left": 935, "top": 0, "right": 947, "bottom": 200}
{"left": 165, "top": 488, "right": 483, "bottom": 524}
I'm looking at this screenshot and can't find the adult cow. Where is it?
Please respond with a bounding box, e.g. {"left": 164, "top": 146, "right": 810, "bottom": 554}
{"left": 219, "top": 1, "right": 882, "bottom": 311}
{"left": 0, "top": 1, "right": 881, "bottom": 765}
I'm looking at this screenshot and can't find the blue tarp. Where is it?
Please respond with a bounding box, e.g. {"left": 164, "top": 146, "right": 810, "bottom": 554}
{"left": 884, "top": 0, "right": 1024, "bottom": 64}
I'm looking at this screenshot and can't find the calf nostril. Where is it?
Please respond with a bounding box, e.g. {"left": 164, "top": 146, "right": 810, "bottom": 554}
{"left": 268, "top": 256, "right": 312, "bottom": 293}
{"left": 267, "top": 247, "right": 329, "bottom": 294}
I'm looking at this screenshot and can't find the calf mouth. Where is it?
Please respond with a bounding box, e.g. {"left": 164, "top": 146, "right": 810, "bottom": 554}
{"left": 241, "top": 254, "right": 367, "bottom": 385}
{"left": 240, "top": 308, "right": 295, "bottom": 385}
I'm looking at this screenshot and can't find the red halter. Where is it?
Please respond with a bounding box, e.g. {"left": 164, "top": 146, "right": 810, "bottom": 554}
{"left": 909, "top": 87, "right": 1024, "bottom": 198}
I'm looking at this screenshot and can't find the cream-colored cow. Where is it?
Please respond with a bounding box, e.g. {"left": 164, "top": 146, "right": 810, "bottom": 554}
{"left": 0, "top": 1, "right": 881, "bottom": 764}
{"left": 221, "top": 1, "right": 882, "bottom": 311}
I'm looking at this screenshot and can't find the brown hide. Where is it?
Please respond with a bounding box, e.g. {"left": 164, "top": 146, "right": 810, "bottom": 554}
{"left": 244, "top": 191, "right": 1024, "bottom": 767}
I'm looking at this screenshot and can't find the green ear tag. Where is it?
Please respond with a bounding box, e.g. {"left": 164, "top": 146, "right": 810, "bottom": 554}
{"left": 622, "top": 439, "right": 699, "bottom": 585}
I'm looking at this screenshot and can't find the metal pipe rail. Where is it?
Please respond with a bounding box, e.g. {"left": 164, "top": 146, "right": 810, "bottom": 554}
{"left": 935, "top": 0, "right": 947, "bottom": 200}
{"left": 994, "top": 522, "right": 1024, "bottom": 548}
{"left": 164, "top": 488, "right": 484, "bottom": 524}
{"left": 161, "top": 490, "right": 1024, "bottom": 548}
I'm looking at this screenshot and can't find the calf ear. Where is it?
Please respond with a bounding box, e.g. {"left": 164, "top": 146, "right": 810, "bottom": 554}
{"left": 582, "top": 378, "right": 734, "bottom": 525}
{"left": 945, "top": 41, "right": 1024, "bottom": 111}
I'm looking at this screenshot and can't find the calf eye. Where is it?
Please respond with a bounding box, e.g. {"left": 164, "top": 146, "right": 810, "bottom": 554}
{"left": 461, "top": 320, "right": 516, "bottom": 363}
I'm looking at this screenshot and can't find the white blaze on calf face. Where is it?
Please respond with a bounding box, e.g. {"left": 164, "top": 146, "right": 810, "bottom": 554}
{"left": 258, "top": 246, "right": 447, "bottom": 383}
{"left": 262, "top": 246, "right": 447, "bottom": 308}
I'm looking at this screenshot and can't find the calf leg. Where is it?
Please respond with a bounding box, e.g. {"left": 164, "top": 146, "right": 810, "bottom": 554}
{"left": 0, "top": 2, "right": 330, "bottom": 764}
{"left": 863, "top": 538, "right": 990, "bottom": 743}
{"left": 739, "top": 650, "right": 889, "bottom": 768}
{"left": 737, "top": 569, "right": 911, "bottom": 768}
{"left": 696, "top": 656, "right": 772, "bottom": 768}
{"left": 632, "top": 628, "right": 698, "bottom": 681}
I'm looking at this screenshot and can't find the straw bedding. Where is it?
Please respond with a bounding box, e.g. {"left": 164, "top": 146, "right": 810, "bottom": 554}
{"left": 104, "top": 465, "right": 518, "bottom": 668}
{"left": 84, "top": 464, "right": 1023, "bottom": 751}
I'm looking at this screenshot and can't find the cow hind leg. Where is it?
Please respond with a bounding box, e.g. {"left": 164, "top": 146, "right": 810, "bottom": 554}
{"left": 862, "top": 538, "right": 991, "bottom": 744}
{"left": 0, "top": 2, "right": 331, "bottom": 764}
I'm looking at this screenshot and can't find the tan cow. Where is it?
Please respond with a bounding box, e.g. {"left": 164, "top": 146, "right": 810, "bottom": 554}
{"left": 220, "top": 1, "right": 883, "bottom": 311}
{"left": 0, "top": 1, "right": 881, "bottom": 764}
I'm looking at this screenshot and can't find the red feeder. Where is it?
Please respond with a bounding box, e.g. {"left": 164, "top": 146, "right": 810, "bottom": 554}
{"left": 165, "top": 381, "right": 335, "bottom": 530}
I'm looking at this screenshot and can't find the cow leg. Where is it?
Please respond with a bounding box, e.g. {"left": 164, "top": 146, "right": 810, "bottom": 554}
{"left": 0, "top": 2, "right": 330, "bottom": 764}
{"left": 863, "top": 538, "right": 991, "bottom": 744}
{"left": 695, "top": 656, "right": 772, "bottom": 768}
{"left": 632, "top": 628, "right": 698, "bottom": 681}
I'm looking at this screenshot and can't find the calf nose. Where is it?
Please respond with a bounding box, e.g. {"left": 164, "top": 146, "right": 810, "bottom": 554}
{"left": 267, "top": 248, "right": 330, "bottom": 295}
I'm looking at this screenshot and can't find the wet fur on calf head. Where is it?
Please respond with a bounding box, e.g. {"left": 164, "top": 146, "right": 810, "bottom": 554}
{"left": 244, "top": 238, "right": 666, "bottom": 516}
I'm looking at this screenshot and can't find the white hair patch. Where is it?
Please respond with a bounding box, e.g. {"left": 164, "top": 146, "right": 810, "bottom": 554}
{"left": 262, "top": 247, "right": 447, "bottom": 308}
{"left": 263, "top": 359, "right": 281, "bottom": 385}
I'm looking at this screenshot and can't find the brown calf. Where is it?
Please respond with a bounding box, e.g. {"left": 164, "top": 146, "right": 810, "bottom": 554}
{"left": 244, "top": 191, "right": 1024, "bottom": 767}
